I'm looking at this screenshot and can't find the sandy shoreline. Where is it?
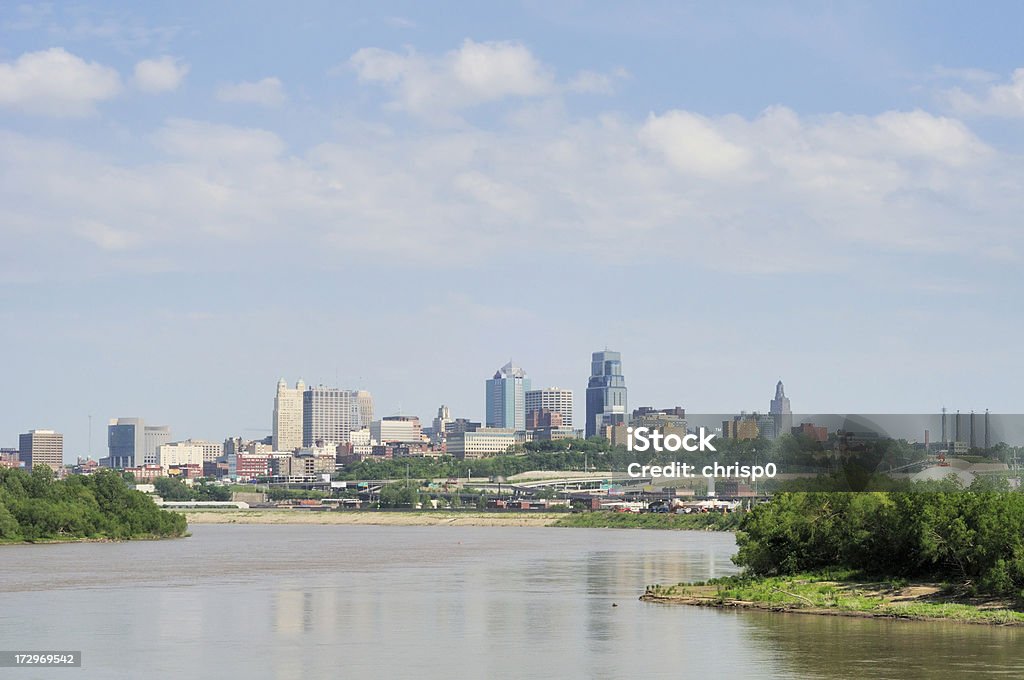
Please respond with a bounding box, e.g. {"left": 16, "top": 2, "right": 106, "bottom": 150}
{"left": 183, "top": 510, "right": 562, "bottom": 527}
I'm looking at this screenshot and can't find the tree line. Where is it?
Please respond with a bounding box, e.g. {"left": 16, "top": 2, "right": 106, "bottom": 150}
{"left": 0, "top": 466, "right": 187, "bottom": 542}
{"left": 733, "top": 486, "right": 1024, "bottom": 598}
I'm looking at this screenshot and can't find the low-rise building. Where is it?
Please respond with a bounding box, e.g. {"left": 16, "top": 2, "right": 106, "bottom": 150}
{"left": 631, "top": 407, "right": 687, "bottom": 439}
{"left": 125, "top": 464, "right": 165, "bottom": 482}
{"left": 447, "top": 428, "right": 518, "bottom": 460}
{"left": 273, "top": 449, "right": 334, "bottom": 477}
{"left": 371, "top": 415, "right": 423, "bottom": 444}
{"left": 177, "top": 439, "right": 224, "bottom": 462}
{"left": 232, "top": 453, "right": 271, "bottom": 480}
{"left": 156, "top": 442, "right": 205, "bottom": 471}
{"left": 0, "top": 448, "right": 19, "bottom": 469}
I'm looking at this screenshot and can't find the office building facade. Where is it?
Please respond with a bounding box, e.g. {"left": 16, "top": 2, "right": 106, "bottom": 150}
{"left": 486, "top": 361, "right": 531, "bottom": 431}
{"left": 273, "top": 378, "right": 305, "bottom": 452}
{"left": 18, "top": 430, "right": 63, "bottom": 471}
{"left": 371, "top": 415, "right": 423, "bottom": 444}
{"left": 586, "top": 350, "right": 627, "bottom": 438}
{"left": 447, "top": 428, "right": 518, "bottom": 460}
{"left": 525, "top": 388, "right": 574, "bottom": 429}
{"left": 156, "top": 442, "right": 205, "bottom": 470}
{"left": 106, "top": 418, "right": 172, "bottom": 468}
{"left": 302, "top": 386, "right": 365, "bottom": 446}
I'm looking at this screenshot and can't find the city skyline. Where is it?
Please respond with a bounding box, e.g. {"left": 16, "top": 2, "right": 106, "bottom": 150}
{"left": 4, "top": 347, "right": 1013, "bottom": 462}
{"left": 3, "top": 2, "right": 1022, "bottom": 457}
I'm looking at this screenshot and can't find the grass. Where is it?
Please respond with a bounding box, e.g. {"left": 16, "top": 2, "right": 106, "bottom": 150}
{"left": 553, "top": 511, "right": 742, "bottom": 531}
{"left": 644, "top": 571, "right": 1024, "bottom": 625}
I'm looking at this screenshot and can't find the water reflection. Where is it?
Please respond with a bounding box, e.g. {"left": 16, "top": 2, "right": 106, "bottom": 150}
{"left": 0, "top": 526, "right": 1021, "bottom": 679}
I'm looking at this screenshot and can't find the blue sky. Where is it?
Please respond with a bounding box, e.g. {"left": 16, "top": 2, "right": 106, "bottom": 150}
{"left": 2, "top": 2, "right": 1022, "bottom": 459}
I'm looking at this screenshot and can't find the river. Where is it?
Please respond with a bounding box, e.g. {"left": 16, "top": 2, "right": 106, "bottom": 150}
{"left": 1, "top": 525, "right": 1021, "bottom": 679}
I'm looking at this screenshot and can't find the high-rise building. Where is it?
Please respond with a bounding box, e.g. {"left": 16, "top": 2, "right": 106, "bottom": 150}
{"left": 486, "top": 362, "right": 531, "bottom": 431}
{"left": 105, "top": 418, "right": 171, "bottom": 468}
{"left": 525, "top": 388, "right": 574, "bottom": 429}
{"left": 273, "top": 378, "right": 306, "bottom": 452}
{"left": 356, "top": 390, "right": 375, "bottom": 430}
{"left": 143, "top": 426, "right": 172, "bottom": 465}
{"left": 18, "top": 430, "right": 63, "bottom": 471}
{"left": 302, "top": 386, "right": 365, "bottom": 446}
{"left": 770, "top": 380, "right": 792, "bottom": 440}
{"left": 586, "top": 350, "right": 627, "bottom": 438}
{"left": 429, "top": 405, "right": 451, "bottom": 445}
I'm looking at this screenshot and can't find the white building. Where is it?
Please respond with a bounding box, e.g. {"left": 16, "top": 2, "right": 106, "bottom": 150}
{"left": 156, "top": 442, "right": 205, "bottom": 470}
{"left": 447, "top": 428, "right": 518, "bottom": 460}
{"left": 177, "top": 438, "right": 223, "bottom": 462}
{"left": 143, "top": 425, "right": 172, "bottom": 465}
{"left": 303, "top": 386, "right": 370, "bottom": 446}
{"left": 525, "top": 388, "right": 574, "bottom": 428}
{"left": 348, "top": 428, "right": 374, "bottom": 455}
{"left": 273, "top": 378, "right": 305, "bottom": 452}
{"left": 371, "top": 416, "right": 423, "bottom": 444}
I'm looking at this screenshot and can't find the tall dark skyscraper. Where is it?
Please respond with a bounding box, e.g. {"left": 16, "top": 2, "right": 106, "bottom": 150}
{"left": 770, "top": 380, "right": 792, "bottom": 438}
{"left": 586, "top": 350, "right": 627, "bottom": 438}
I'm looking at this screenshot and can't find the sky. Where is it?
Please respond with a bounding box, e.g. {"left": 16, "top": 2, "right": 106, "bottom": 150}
{"left": 2, "top": 1, "right": 1023, "bottom": 460}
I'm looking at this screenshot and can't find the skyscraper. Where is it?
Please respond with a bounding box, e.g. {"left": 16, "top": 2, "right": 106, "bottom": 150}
{"left": 356, "top": 390, "right": 375, "bottom": 430}
{"left": 525, "top": 388, "right": 574, "bottom": 428}
{"left": 770, "top": 380, "right": 792, "bottom": 439}
{"left": 302, "top": 386, "right": 366, "bottom": 446}
{"left": 18, "top": 430, "right": 63, "bottom": 471}
{"left": 586, "top": 350, "right": 627, "bottom": 438}
{"left": 273, "top": 378, "right": 305, "bottom": 451}
{"left": 485, "top": 361, "right": 531, "bottom": 431}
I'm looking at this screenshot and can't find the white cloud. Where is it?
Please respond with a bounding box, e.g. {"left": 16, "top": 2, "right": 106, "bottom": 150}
{"left": 0, "top": 48, "right": 121, "bottom": 116}
{"left": 568, "top": 67, "right": 629, "bottom": 95}
{"left": 349, "top": 39, "right": 554, "bottom": 120}
{"left": 74, "top": 220, "right": 139, "bottom": 251}
{"left": 943, "top": 67, "right": 1024, "bottom": 117}
{"left": 639, "top": 110, "right": 751, "bottom": 178}
{"left": 153, "top": 118, "right": 286, "bottom": 161}
{"left": 0, "top": 99, "right": 1017, "bottom": 278}
{"left": 216, "top": 77, "right": 287, "bottom": 107}
{"left": 133, "top": 56, "right": 189, "bottom": 93}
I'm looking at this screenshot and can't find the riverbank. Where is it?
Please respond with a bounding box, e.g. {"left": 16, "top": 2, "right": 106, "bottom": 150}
{"left": 0, "top": 533, "right": 191, "bottom": 546}
{"left": 553, "top": 511, "right": 740, "bottom": 530}
{"left": 183, "top": 509, "right": 562, "bottom": 527}
{"left": 641, "top": 573, "right": 1024, "bottom": 626}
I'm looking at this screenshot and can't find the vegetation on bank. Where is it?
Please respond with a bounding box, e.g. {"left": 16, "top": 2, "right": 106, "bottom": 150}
{"left": 0, "top": 466, "right": 187, "bottom": 543}
{"left": 153, "top": 476, "right": 231, "bottom": 501}
{"left": 645, "top": 490, "right": 1024, "bottom": 623}
{"left": 644, "top": 571, "right": 1024, "bottom": 625}
{"left": 734, "top": 491, "right": 1024, "bottom": 598}
{"left": 553, "top": 511, "right": 742, "bottom": 531}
